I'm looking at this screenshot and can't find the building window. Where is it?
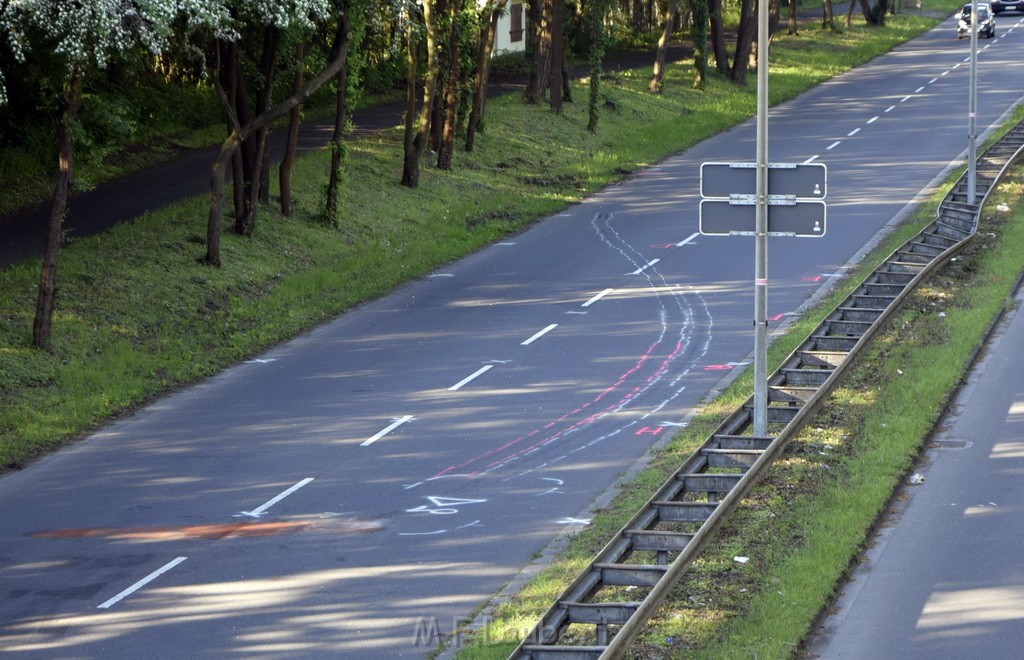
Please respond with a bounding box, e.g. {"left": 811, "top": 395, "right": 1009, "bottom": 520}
{"left": 510, "top": 2, "right": 524, "bottom": 42}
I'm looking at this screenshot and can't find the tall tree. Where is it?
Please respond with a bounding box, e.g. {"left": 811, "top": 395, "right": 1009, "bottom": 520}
{"left": 279, "top": 38, "right": 307, "bottom": 218}
{"left": 707, "top": 0, "right": 729, "bottom": 75}
{"left": 650, "top": 0, "right": 681, "bottom": 93}
{"left": 524, "top": 0, "right": 553, "bottom": 103}
{"left": 585, "top": 0, "right": 612, "bottom": 131}
{"left": 326, "top": 0, "right": 366, "bottom": 224}
{"left": 465, "top": 0, "right": 508, "bottom": 151}
{"left": 690, "top": 0, "right": 709, "bottom": 89}
{"left": 436, "top": 0, "right": 464, "bottom": 169}
{"left": 401, "top": 0, "right": 439, "bottom": 187}
{"left": 0, "top": 0, "right": 190, "bottom": 351}
{"left": 730, "top": 0, "right": 755, "bottom": 84}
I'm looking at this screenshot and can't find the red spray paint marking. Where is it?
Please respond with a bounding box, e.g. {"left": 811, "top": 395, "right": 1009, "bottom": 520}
{"left": 436, "top": 340, "right": 685, "bottom": 477}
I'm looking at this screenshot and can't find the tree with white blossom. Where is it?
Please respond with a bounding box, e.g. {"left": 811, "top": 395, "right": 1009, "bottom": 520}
{"left": 0, "top": 0, "right": 216, "bottom": 350}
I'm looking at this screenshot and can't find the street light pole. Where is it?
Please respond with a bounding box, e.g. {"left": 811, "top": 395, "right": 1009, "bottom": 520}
{"left": 754, "top": 0, "right": 769, "bottom": 437}
{"left": 968, "top": 2, "right": 978, "bottom": 204}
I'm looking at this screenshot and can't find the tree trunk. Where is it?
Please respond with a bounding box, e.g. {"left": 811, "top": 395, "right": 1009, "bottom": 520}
{"left": 401, "top": 18, "right": 420, "bottom": 187}
{"left": 465, "top": 0, "right": 506, "bottom": 152}
{"left": 399, "top": 0, "right": 436, "bottom": 186}
{"left": 870, "top": 0, "right": 889, "bottom": 24}
{"left": 708, "top": 0, "right": 729, "bottom": 75}
{"left": 690, "top": 0, "right": 709, "bottom": 88}
{"left": 586, "top": 0, "right": 605, "bottom": 132}
{"left": 525, "top": 0, "right": 552, "bottom": 104}
{"left": 730, "top": 0, "right": 755, "bottom": 84}
{"left": 823, "top": 0, "right": 836, "bottom": 30}
{"left": 206, "top": 26, "right": 353, "bottom": 266}
{"left": 326, "top": 15, "right": 352, "bottom": 222}
{"left": 437, "top": 0, "right": 462, "bottom": 169}
{"left": 236, "top": 26, "right": 279, "bottom": 237}
{"left": 789, "top": 0, "right": 797, "bottom": 34}
{"left": 280, "top": 39, "right": 306, "bottom": 217}
{"left": 33, "top": 69, "right": 80, "bottom": 351}
{"left": 548, "top": 0, "right": 564, "bottom": 113}
{"left": 650, "top": 0, "right": 680, "bottom": 93}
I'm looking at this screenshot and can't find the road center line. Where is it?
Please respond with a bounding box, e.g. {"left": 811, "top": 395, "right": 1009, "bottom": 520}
{"left": 915, "top": 86, "right": 925, "bottom": 93}
{"left": 847, "top": 128, "right": 861, "bottom": 136}
{"left": 867, "top": 116, "right": 879, "bottom": 124}
{"left": 243, "top": 478, "right": 315, "bottom": 516}
{"left": 884, "top": 105, "right": 896, "bottom": 113}
{"left": 900, "top": 95, "right": 912, "bottom": 103}
{"left": 675, "top": 232, "right": 700, "bottom": 247}
{"left": 827, "top": 141, "right": 841, "bottom": 150}
{"left": 629, "top": 258, "right": 660, "bottom": 275}
{"left": 522, "top": 324, "right": 558, "bottom": 346}
{"left": 582, "top": 289, "right": 614, "bottom": 307}
{"left": 804, "top": 155, "right": 820, "bottom": 164}
{"left": 449, "top": 364, "right": 494, "bottom": 391}
{"left": 361, "top": 416, "right": 414, "bottom": 447}
{"left": 98, "top": 557, "right": 187, "bottom": 609}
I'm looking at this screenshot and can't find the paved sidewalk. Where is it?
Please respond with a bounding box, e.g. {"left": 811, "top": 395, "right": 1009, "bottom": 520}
{"left": 0, "top": 46, "right": 687, "bottom": 269}
{"left": 808, "top": 277, "right": 1024, "bottom": 658}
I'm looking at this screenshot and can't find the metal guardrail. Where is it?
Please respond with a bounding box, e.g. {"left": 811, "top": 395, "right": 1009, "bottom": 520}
{"left": 509, "top": 119, "right": 1024, "bottom": 659}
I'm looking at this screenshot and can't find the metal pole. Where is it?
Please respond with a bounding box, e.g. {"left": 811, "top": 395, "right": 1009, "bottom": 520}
{"left": 753, "top": 0, "right": 769, "bottom": 437}
{"left": 968, "top": 3, "right": 978, "bottom": 205}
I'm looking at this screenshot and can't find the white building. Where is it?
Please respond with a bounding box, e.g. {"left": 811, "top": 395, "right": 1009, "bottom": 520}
{"left": 491, "top": 1, "right": 527, "bottom": 55}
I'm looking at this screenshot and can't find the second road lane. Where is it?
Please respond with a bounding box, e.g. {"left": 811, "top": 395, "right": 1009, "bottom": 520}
{"left": 3, "top": 12, "right": 1024, "bottom": 658}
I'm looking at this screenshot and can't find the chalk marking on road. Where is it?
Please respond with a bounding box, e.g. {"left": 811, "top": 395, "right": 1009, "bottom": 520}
{"left": 582, "top": 288, "right": 615, "bottom": 307}
{"left": 245, "top": 358, "right": 276, "bottom": 364}
{"left": 361, "top": 416, "right": 415, "bottom": 447}
{"left": 867, "top": 116, "right": 879, "bottom": 124}
{"left": 827, "top": 141, "right": 841, "bottom": 150}
{"left": 449, "top": 364, "right": 494, "bottom": 391}
{"left": 629, "top": 258, "right": 660, "bottom": 275}
{"left": 236, "top": 477, "right": 315, "bottom": 517}
{"left": 497, "top": 241, "right": 516, "bottom": 246}
{"left": 98, "top": 557, "right": 187, "bottom": 609}
{"left": 521, "top": 324, "right": 558, "bottom": 345}
{"left": 429, "top": 273, "right": 455, "bottom": 278}
{"left": 676, "top": 232, "right": 700, "bottom": 247}
{"left": 900, "top": 95, "right": 912, "bottom": 103}
{"left": 884, "top": 105, "right": 896, "bottom": 113}
{"left": 847, "top": 128, "right": 861, "bottom": 136}
{"left": 557, "top": 518, "right": 591, "bottom": 525}
{"left": 399, "top": 530, "right": 447, "bottom": 536}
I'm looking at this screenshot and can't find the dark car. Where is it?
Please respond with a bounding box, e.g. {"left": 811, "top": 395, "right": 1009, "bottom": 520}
{"left": 957, "top": 3, "right": 996, "bottom": 39}
{"left": 991, "top": 0, "right": 1024, "bottom": 14}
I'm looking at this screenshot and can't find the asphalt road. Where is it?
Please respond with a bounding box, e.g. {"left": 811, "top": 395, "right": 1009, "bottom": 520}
{"left": 3, "top": 13, "right": 1024, "bottom": 658}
